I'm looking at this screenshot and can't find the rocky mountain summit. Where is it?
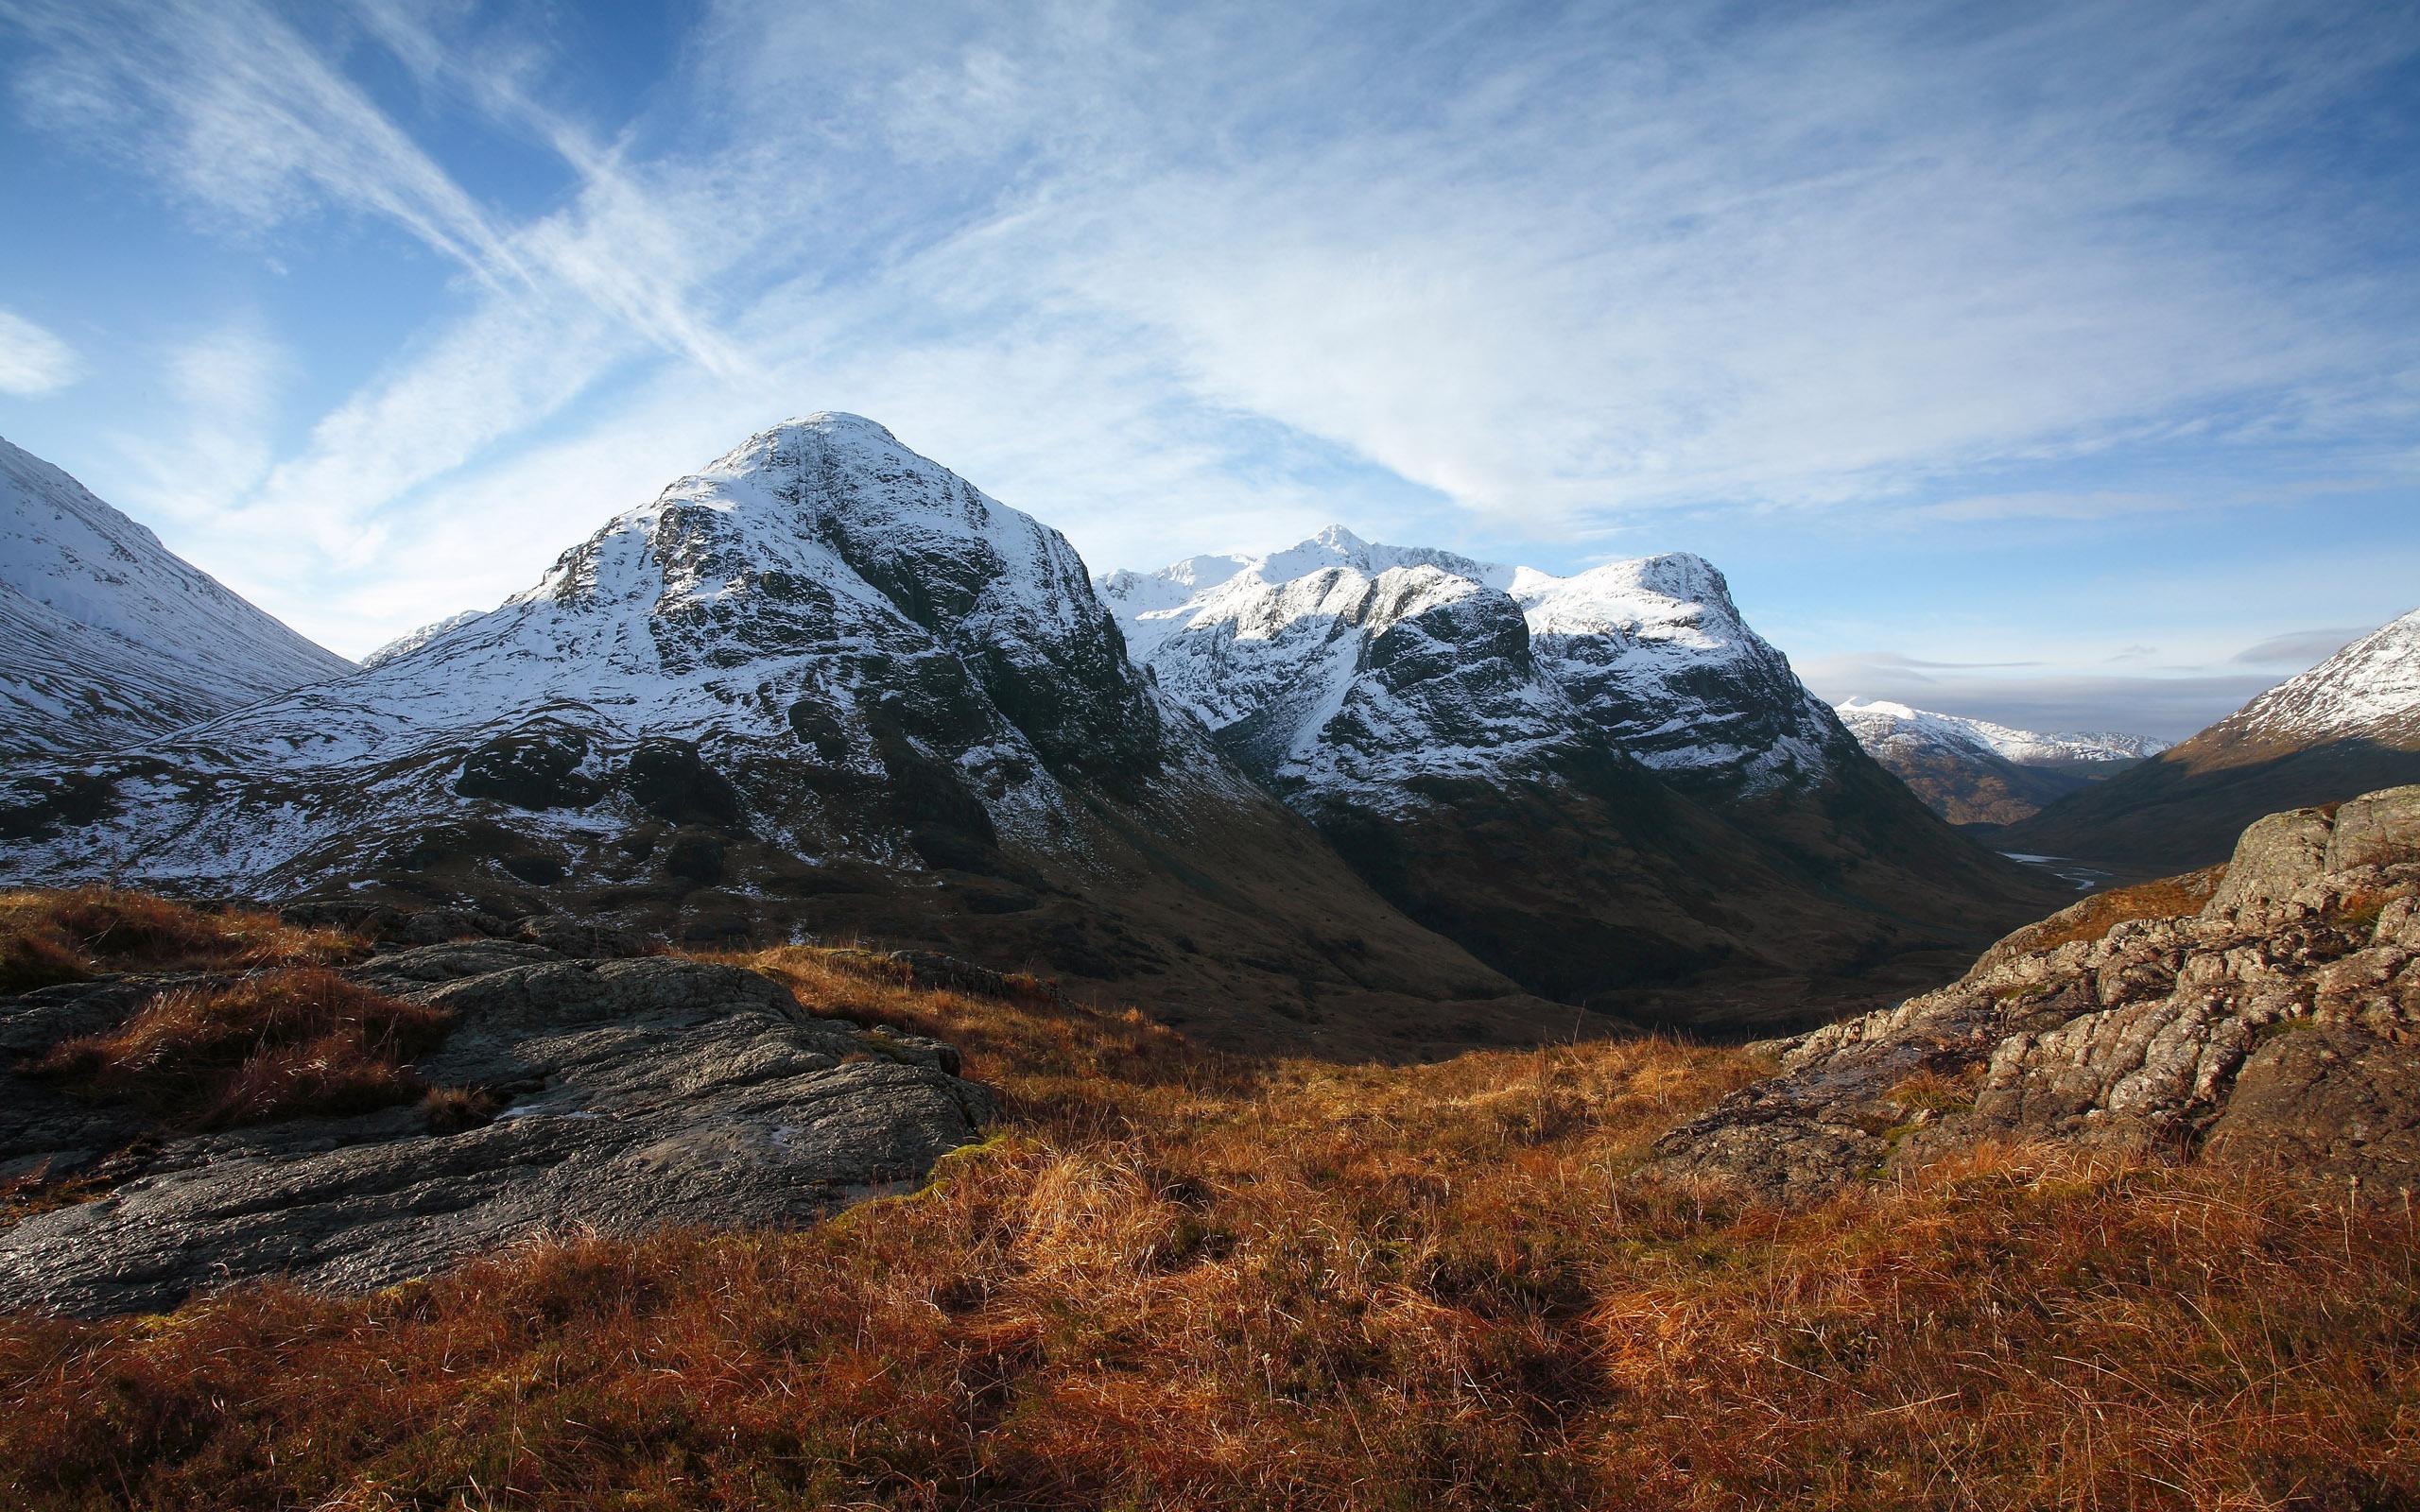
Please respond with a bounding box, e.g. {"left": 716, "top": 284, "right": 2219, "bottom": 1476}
{"left": 1103, "top": 527, "right": 2065, "bottom": 1030}
{"left": 0, "top": 436, "right": 353, "bottom": 757}
{"left": 1656, "top": 784, "right": 2420, "bottom": 1201}
{"left": 2001, "top": 608, "right": 2420, "bottom": 873}
{"left": 0, "top": 929, "right": 993, "bottom": 1317}
{"left": 1834, "top": 698, "right": 2167, "bottom": 826}
{"left": 0, "top": 419, "right": 1560, "bottom": 1054}
{"left": 1105, "top": 528, "right": 1836, "bottom": 800}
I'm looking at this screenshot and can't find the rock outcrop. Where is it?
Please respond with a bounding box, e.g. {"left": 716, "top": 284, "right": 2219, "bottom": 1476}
{"left": 0, "top": 937, "right": 993, "bottom": 1316}
{"left": 1655, "top": 784, "right": 2420, "bottom": 1201}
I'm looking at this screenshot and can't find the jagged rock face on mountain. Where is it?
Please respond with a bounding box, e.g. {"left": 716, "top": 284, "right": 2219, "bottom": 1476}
{"left": 0, "top": 419, "right": 1563, "bottom": 1056}
{"left": 0, "top": 942, "right": 993, "bottom": 1316}
{"left": 1654, "top": 784, "right": 2420, "bottom": 1202}
{"left": 0, "top": 437, "right": 354, "bottom": 756}
{"left": 2001, "top": 610, "right": 2420, "bottom": 874}
{"left": 1103, "top": 528, "right": 2066, "bottom": 1031}
{"left": 1106, "top": 528, "right": 1835, "bottom": 800}
{"left": 1835, "top": 698, "right": 2167, "bottom": 826}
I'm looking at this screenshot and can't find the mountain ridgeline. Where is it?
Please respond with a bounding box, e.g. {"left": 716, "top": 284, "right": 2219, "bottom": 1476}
{"left": 1834, "top": 698, "right": 2167, "bottom": 827}
{"left": 0, "top": 420, "right": 1561, "bottom": 1055}
{"left": 1104, "top": 530, "right": 2065, "bottom": 1032}
{"left": 2, "top": 420, "right": 2059, "bottom": 1043}
{"left": 0, "top": 438, "right": 354, "bottom": 756}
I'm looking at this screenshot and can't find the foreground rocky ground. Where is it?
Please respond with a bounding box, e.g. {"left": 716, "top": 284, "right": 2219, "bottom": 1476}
{"left": 1, "top": 802, "right": 2416, "bottom": 1507}
{"left": 0, "top": 906, "right": 993, "bottom": 1315}
{"left": 1656, "top": 783, "right": 2420, "bottom": 1201}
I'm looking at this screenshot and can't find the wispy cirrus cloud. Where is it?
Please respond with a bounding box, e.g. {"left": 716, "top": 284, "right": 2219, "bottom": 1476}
{"left": 2231, "top": 627, "right": 2372, "bottom": 666}
{"left": 0, "top": 309, "right": 80, "bottom": 395}
{"left": 3, "top": 0, "right": 2416, "bottom": 659}
{"left": 3, "top": 0, "right": 518, "bottom": 279}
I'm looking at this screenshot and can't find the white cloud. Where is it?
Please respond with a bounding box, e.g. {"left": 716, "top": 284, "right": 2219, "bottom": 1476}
{"left": 0, "top": 308, "right": 80, "bottom": 394}
{"left": 2231, "top": 627, "right": 2372, "bottom": 667}
{"left": 6, "top": 0, "right": 2416, "bottom": 659}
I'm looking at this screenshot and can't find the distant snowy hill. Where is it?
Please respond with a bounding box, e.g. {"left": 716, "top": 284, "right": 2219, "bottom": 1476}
{"left": 0, "top": 437, "right": 353, "bottom": 755}
{"left": 1100, "top": 527, "right": 2060, "bottom": 1031}
{"left": 1835, "top": 699, "right": 2166, "bottom": 769}
{"left": 0, "top": 417, "right": 1555, "bottom": 1054}
{"left": 2001, "top": 608, "right": 2420, "bottom": 872}
{"left": 1834, "top": 698, "right": 2167, "bottom": 826}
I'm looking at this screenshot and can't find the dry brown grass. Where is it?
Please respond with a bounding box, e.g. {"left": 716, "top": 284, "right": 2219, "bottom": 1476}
{"left": 0, "top": 934, "right": 2413, "bottom": 1509}
{"left": 0, "top": 886, "right": 362, "bottom": 993}
{"left": 2006, "top": 866, "right": 2228, "bottom": 956}
{"left": 30, "top": 968, "right": 453, "bottom": 1130}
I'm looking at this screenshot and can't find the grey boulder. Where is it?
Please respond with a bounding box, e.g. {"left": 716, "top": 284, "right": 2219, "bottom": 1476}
{"left": 0, "top": 948, "right": 992, "bottom": 1316}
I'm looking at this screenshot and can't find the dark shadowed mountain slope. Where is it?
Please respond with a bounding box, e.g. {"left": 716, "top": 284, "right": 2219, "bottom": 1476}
{"left": 2000, "top": 610, "right": 2420, "bottom": 875}
{"left": 0, "top": 417, "right": 1563, "bottom": 1057}
{"left": 0, "top": 437, "right": 354, "bottom": 756}
{"left": 1101, "top": 531, "right": 2068, "bottom": 1034}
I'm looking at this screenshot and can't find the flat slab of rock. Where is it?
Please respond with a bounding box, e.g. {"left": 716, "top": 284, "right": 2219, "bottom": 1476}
{"left": 0, "top": 950, "right": 992, "bottom": 1316}
{"left": 1655, "top": 784, "right": 2420, "bottom": 1202}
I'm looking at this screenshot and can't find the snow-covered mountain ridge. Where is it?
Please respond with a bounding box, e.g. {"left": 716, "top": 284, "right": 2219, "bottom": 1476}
{"left": 1094, "top": 524, "right": 2061, "bottom": 1027}
{"left": 1, "top": 418, "right": 1558, "bottom": 1053}
{"left": 0, "top": 437, "right": 353, "bottom": 756}
{"left": 4, "top": 415, "right": 1165, "bottom": 885}
{"left": 1834, "top": 699, "right": 2168, "bottom": 768}
{"left": 1831, "top": 697, "right": 2167, "bottom": 828}
{"left": 1099, "top": 525, "right": 1839, "bottom": 805}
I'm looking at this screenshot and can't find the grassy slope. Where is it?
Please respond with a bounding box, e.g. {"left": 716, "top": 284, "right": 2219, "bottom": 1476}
{"left": 0, "top": 894, "right": 2413, "bottom": 1509}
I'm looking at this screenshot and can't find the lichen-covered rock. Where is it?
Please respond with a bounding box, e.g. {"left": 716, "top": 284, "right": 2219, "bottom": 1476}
{"left": 0, "top": 947, "right": 992, "bottom": 1316}
{"left": 1654, "top": 784, "right": 2420, "bottom": 1201}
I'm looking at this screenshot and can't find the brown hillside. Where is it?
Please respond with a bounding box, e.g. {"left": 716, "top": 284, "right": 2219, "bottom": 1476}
{"left": 1858, "top": 735, "right": 2100, "bottom": 824}
{"left": 1998, "top": 729, "right": 2420, "bottom": 874}
{"left": 1, "top": 908, "right": 2411, "bottom": 1508}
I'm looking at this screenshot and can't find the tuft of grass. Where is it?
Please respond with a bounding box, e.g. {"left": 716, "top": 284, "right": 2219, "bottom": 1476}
{"left": 1882, "top": 1066, "right": 1978, "bottom": 1114}
{"left": 0, "top": 887, "right": 362, "bottom": 994}
{"left": 30, "top": 968, "right": 452, "bottom": 1130}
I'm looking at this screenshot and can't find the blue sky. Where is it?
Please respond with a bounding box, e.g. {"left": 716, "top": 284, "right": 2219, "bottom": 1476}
{"left": 0, "top": 0, "right": 2414, "bottom": 739}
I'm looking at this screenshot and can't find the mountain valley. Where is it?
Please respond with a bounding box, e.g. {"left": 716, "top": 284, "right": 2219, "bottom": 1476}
{"left": 1833, "top": 697, "right": 2166, "bottom": 826}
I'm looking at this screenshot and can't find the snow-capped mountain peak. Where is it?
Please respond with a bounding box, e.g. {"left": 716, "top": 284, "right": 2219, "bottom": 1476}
{"left": 1098, "top": 524, "right": 1517, "bottom": 661}
{"left": 3, "top": 412, "right": 1171, "bottom": 891}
